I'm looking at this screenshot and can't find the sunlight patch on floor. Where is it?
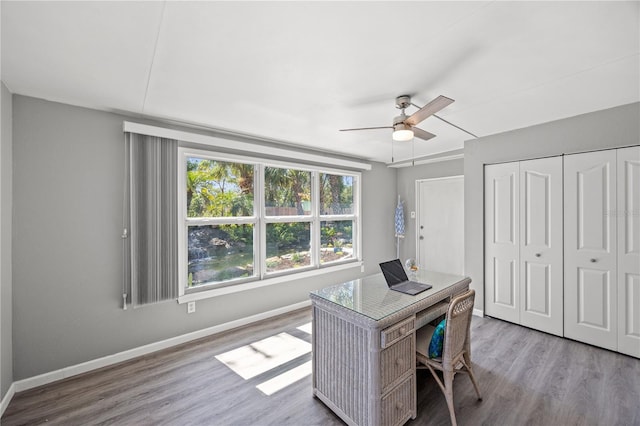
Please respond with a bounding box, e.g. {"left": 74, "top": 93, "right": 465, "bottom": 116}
{"left": 256, "top": 360, "right": 313, "bottom": 395}
{"left": 297, "top": 322, "right": 312, "bottom": 334}
{"left": 215, "top": 332, "right": 311, "bottom": 380}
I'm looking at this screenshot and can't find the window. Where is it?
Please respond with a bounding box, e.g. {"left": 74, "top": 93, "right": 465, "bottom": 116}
{"left": 178, "top": 149, "right": 361, "bottom": 295}
{"left": 264, "top": 167, "right": 311, "bottom": 216}
{"left": 265, "top": 167, "right": 312, "bottom": 274}
{"left": 184, "top": 158, "right": 257, "bottom": 288}
{"left": 319, "top": 173, "right": 356, "bottom": 265}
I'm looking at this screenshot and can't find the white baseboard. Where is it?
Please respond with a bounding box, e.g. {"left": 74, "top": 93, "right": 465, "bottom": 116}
{"left": 473, "top": 308, "right": 484, "bottom": 317}
{"left": 0, "top": 382, "right": 16, "bottom": 417}
{"left": 12, "top": 300, "right": 311, "bottom": 394}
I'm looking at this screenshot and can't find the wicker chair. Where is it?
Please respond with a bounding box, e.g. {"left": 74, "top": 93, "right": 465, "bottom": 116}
{"left": 416, "top": 289, "right": 482, "bottom": 426}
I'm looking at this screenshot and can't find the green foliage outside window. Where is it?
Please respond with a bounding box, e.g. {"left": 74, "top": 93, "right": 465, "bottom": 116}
{"left": 320, "top": 220, "right": 354, "bottom": 264}
{"left": 185, "top": 156, "right": 356, "bottom": 287}
{"left": 265, "top": 167, "right": 311, "bottom": 215}
{"left": 266, "top": 222, "right": 311, "bottom": 256}
{"left": 187, "top": 159, "right": 254, "bottom": 217}
{"left": 320, "top": 173, "right": 354, "bottom": 214}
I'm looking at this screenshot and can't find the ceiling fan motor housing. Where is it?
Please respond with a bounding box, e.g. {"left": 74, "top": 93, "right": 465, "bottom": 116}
{"left": 393, "top": 114, "right": 410, "bottom": 128}
{"left": 395, "top": 95, "right": 412, "bottom": 110}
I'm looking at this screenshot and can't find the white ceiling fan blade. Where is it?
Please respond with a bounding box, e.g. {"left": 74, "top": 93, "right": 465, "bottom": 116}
{"left": 412, "top": 127, "right": 436, "bottom": 141}
{"left": 339, "top": 126, "right": 393, "bottom": 132}
{"left": 405, "top": 95, "right": 454, "bottom": 126}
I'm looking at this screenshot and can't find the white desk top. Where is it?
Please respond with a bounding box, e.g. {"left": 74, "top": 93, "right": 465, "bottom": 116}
{"left": 310, "top": 270, "right": 469, "bottom": 321}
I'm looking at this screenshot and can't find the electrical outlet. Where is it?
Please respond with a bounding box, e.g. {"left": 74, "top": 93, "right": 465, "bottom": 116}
{"left": 187, "top": 301, "right": 196, "bottom": 314}
{"left": 410, "top": 211, "right": 416, "bottom": 219}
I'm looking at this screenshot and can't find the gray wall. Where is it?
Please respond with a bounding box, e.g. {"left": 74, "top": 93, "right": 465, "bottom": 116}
{"left": 465, "top": 102, "right": 640, "bottom": 312}
{"left": 12, "top": 95, "right": 396, "bottom": 380}
{"left": 395, "top": 158, "right": 464, "bottom": 261}
{"left": 1, "top": 82, "right": 13, "bottom": 397}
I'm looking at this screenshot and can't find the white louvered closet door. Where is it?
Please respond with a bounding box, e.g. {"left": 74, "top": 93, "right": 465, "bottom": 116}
{"left": 485, "top": 162, "right": 520, "bottom": 323}
{"left": 519, "top": 157, "right": 563, "bottom": 337}
{"left": 564, "top": 150, "right": 618, "bottom": 351}
{"left": 617, "top": 146, "right": 640, "bottom": 358}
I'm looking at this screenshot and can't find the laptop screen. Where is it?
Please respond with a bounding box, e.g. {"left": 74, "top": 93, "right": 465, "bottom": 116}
{"left": 379, "top": 259, "right": 409, "bottom": 286}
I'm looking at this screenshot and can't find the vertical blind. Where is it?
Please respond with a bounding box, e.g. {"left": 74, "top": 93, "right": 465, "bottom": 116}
{"left": 124, "top": 132, "right": 178, "bottom": 307}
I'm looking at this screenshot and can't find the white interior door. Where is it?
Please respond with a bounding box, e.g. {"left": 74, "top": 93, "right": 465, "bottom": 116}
{"left": 617, "top": 146, "right": 640, "bottom": 357}
{"left": 519, "top": 157, "right": 563, "bottom": 336}
{"left": 417, "top": 176, "right": 464, "bottom": 275}
{"left": 485, "top": 163, "right": 520, "bottom": 323}
{"left": 564, "top": 150, "right": 618, "bottom": 351}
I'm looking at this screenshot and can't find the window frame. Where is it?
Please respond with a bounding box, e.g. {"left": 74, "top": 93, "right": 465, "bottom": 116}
{"left": 177, "top": 147, "right": 362, "bottom": 300}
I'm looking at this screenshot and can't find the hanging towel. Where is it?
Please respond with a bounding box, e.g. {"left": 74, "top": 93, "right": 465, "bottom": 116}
{"left": 394, "top": 198, "right": 405, "bottom": 239}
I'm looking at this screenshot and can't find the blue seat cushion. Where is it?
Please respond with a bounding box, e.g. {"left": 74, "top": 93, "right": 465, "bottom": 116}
{"left": 428, "top": 319, "right": 446, "bottom": 358}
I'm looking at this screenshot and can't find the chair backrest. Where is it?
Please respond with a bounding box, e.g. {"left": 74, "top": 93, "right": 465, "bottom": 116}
{"left": 442, "top": 289, "right": 475, "bottom": 365}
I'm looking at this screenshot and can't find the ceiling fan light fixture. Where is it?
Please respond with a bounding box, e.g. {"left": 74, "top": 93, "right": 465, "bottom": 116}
{"left": 392, "top": 123, "right": 414, "bottom": 141}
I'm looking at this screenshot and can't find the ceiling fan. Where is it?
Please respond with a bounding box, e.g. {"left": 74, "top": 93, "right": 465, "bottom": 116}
{"left": 340, "top": 94, "right": 454, "bottom": 142}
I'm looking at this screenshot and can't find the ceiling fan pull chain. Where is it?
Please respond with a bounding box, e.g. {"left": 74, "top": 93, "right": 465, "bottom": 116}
{"left": 412, "top": 139, "right": 415, "bottom": 167}
{"left": 391, "top": 138, "right": 395, "bottom": 163}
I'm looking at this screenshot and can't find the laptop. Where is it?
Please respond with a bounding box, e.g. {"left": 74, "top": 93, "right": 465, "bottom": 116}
{"left": 379, "top": 259, "right": 432, "bottom": 295}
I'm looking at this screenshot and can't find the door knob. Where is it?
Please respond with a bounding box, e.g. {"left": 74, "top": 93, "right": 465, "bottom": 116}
{"left": 535, "top": 253, "right": 541, "bottom": 257}
{"left": 419, "top": 236, "right": 424, "bottom": 240}
{"left": 590, "top": 258, "right": 597, "bottom": 263}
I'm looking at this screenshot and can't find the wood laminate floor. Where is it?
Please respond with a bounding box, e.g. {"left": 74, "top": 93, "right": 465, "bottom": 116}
{"left": 3, "top": 308, "right": 639, "bottom": 426}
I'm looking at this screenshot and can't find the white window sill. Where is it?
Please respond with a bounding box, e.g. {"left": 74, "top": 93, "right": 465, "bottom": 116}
{"left": 177, "top": 260, "right": 363, "bottom": 304}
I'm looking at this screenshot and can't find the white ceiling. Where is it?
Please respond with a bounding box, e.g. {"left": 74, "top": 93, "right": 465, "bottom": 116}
{"left": 2, "top": 1, "right": 639, "bottom": 164}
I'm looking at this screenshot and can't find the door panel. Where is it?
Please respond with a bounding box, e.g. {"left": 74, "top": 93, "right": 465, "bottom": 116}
{"left": 417, "top": 177, "right": 464, "bottom": 275}
{"left": 621, "top": 274, "right": 640, "bottom": 331}
{"left": 524, "top": 262, "right": 550, "bottom": 316}
{"left": 520, "top": 157, "right": 563, "bottom": 336}
{"left": 577, "top": 163, "right": 611, "bottom": 252}
{"left": 565, "top": 150, "right": 617, "bottom": 350}
{"left": 485, "top": 163, "right": 520, "bottom": 323}
{"left": 524, "top": 172, "right": 550, "bottom": 247}
{"left": 617, "top": 146, "right": 640, "bottom": 357}
{"left": 577, "top": 268, "right": 611, "bottom": 329}
{"left": 493, "top": 174, "right": 516, "bottom": 245}
{"left": 493, "top": 258, "right": 516, "bottom": 307}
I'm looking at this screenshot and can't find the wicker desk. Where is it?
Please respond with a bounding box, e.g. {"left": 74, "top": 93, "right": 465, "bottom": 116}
{"left": 310, "top": 270, "right": 471, "bottom": 426}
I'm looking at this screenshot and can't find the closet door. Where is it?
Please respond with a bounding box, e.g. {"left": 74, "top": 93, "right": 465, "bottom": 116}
{"left": 485, "top": 162, "right": 520, "bottom": 323}
{"left": 564, "top": 150, "right": 617, "bottom": 350}
{"left": 617, "top": 146, "right": 640, "bottom": 357}
{"left": 519, "top": 157, "right": 563, "bottom": 336}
